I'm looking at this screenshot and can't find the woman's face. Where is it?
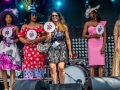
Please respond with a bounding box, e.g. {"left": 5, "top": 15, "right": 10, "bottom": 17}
{"left": 89, "top": 12, "right": 94, "bottom": 19}
{"left": 89, "top": 11, "right": 97, "bottom": 20}
{"left": 30, "top": 13, "right": 37, "bottom": 22}
{"left": 52, "top": 12, "right": 59, "bottom": 22}
{"left": 5, "top": 14, "right": 12, "bottom": 24}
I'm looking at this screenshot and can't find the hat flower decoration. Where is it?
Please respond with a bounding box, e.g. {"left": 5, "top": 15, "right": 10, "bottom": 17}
{"left": 84, "top": 5, "right": 100, "bottom": 19}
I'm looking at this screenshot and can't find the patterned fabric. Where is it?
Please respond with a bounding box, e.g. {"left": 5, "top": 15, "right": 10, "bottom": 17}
{"left": 18, "top": 26, "right": 46, "bottom": 79}
{"left": 47, "top": 29, "right": 68, "bottom": 64}
{"left": 0, "top": 26, "right": 21, "bottom": 70}
{"left": 112, "top": 20, "right": 120, "bottom": 76}
{"left": 2, "top": 26, "right": 17, "bottom": 46}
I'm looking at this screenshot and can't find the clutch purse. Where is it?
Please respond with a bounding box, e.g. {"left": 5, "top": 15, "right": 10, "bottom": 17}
{"left": 37, "top": 42, "right": 50, "bottom": 53}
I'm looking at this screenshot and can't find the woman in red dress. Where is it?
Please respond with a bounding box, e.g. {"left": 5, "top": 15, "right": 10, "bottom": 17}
{"left": 18, "top": 5, "right": 47, "bottom": 79}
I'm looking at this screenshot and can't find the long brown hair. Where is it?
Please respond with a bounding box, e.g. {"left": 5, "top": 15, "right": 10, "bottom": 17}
{"left": 48, "top": 11, "right": 67, "bottom": 32}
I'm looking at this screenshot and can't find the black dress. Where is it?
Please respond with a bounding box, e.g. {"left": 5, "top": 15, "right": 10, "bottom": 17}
{"left": 47, "top": 29, "right": 68, "bottom": 64}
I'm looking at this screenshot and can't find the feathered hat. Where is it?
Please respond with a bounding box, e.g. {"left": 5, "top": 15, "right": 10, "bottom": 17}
{"left": 25, "top": 5, "right": 44, "bottom": 19}
{"left": 0, "top": 8, "right": 18, "bottom": 27}
{"left": 84, "top": 5, "right": 100, "bottom": 19}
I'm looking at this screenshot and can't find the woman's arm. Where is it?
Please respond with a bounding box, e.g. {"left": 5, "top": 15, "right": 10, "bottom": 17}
{"left": 19, "top": 24, "right": 29, "bottom": 44}
{"left": 102, "top": 26, "right": 107, "bottom": 48}
{"left": 113, "top": 20, "right": 119, "bottom": 52}
{"left": 45, "top": 32, "right": 52, "bottom": 42}
{"left": 32, "top": 24, "right": 47, "bottom": 43}
{"left": 0, "top": 29, "right": 1, "bottom": 35}
{"left": 114, "top": 36, "right": 118, "bottom": 48}
{"left": 65, "top": 26, "right": 72, "bottom": 58}
{"left": 13, "top": 26, "right": 19, "bottom": 43}
{"left": 82, "top": 22, "right": 100, "bottom": 39}
{"left": 100, "top": 26, "right": 107, "bottom": 54}
{"left": 33, "top": 33, "right": 46, "bottom": 42}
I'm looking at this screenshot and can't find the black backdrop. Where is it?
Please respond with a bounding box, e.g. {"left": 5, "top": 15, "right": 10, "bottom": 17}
{"left": 0, "top": 0, "right": 120, "bottom": 37}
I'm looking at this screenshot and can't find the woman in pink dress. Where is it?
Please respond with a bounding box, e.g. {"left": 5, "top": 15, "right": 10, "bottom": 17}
{"left": 82, "top": 5, "right": 107, "bottom": 77}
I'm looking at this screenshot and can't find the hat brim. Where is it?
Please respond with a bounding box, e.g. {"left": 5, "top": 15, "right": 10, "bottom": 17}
{"left": 25, "top": 12, "right": 44, "bottom": 19}
{"left": 0, "top": 11, "right": 18, "bottom": 27}
{"left": 85, "top": 8, "right": 97, "bottom": 19}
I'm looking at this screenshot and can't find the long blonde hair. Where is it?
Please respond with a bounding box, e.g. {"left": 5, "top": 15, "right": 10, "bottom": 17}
{"left": 48, "top": 11, "right": 67, "bottom": 32}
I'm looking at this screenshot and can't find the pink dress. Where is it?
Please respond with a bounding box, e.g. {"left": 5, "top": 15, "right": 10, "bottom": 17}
{"left": 88, "top": 21, "right": 107, "bottom": 66}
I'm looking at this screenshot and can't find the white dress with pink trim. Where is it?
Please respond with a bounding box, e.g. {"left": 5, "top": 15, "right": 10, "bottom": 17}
{"left": 0, "top": 26, "right": 21, "bottom": 70}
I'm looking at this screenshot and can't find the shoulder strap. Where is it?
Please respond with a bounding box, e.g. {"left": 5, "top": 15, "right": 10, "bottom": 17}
{"left": 99, "top": 21, "right": 107, "bottom": 26}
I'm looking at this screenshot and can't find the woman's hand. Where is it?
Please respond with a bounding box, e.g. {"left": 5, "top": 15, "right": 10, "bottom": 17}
{"left": 69, "top": 52, "right": 72, "bottom": 59}
{"left": 29, "top": 39, "right": 38, "bottom": 44}
{"left": 101, "top": 47, "right": 105, "bottom": 54}
{"left": 93, "top": 34, "right": 101, "bottom": 38}
{"left": 0, "top": 29, "right": 2, "bottom": 35}
{"left": 25, "top": 39, "right": 32, "bottom": 44}
{"left": 114, "top": 46, "right": 118, "bottom": 52}
{"left": 46, "top": 33, "right": 52, "bottom": 42}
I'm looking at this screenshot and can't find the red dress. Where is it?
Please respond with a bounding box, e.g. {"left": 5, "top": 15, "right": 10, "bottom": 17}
{"left": 18, "top": 26, "right": 46, "bottom": 79}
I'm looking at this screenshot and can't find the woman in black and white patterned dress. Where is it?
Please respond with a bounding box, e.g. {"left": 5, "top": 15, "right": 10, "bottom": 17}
{"left": 46, "top": 11, "right": 72, "bottom": 84}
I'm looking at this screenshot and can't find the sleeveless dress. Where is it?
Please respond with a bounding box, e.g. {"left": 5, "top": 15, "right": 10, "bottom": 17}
{"left": 18, "top": 26, "right": 46, "bottom": 79}
{"left": 0, "top": 26, "right": 21, "bottom": 70}
{"left": 88, "top": 21, "right": 107, "bottom": 66}
{"left": 47, "top": 29, "right": 68, "bottom": 64}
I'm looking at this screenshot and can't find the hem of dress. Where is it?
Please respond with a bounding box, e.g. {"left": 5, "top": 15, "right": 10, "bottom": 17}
{"left": 48, "top": 60, "right": 66, "bottom": 64}
{"left": 23, "top": 78, "right": 44, "bottom": 80}
{"left": 0, "top": 68, "right": 22, "bottom": 70}
{"left": 89, "top": 64, "right": 105, "bottom": 66}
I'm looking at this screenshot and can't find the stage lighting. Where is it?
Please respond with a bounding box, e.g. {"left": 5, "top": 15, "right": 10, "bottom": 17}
{"left": 52, "top": 0, "right": 66, "bottom": 6}
{"left": 5, "top": 0, "right": 10, "bottom": 1}
{"left": 84, "top": 0, "right": 96, "bottom": 5}
{"left": 35, "top": 4, "right": 39, "bottom": 8}
{"left": 57, "top": 1, "right": 61, "bottom": 6}
{"left": 85, "top": 0, "right": 89, "bottom": 4}
{"left": 106, "top": 0, "right": 116, "bottom": 4}
{"left": 20, "top": 4, "right": 24, "bottom": 9}
{"left": 111, "top": 0, "right": 115, "bottom": 2}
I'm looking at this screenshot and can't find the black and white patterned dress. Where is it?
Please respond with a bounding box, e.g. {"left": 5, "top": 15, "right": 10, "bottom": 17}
{"left": 47, "top": 29, "right": 68, "bottom": 64}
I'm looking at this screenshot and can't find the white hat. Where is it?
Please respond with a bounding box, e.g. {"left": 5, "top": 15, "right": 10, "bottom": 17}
{"left": 84, "top": 5, "right": 100, "bottom": 19}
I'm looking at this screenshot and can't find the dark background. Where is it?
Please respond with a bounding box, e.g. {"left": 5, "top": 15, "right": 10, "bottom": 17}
{"left": 0, "top": 0, "right": 120, "bottom": 37}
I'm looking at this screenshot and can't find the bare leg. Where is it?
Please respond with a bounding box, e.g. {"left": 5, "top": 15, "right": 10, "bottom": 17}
{"left": 2, "top": 70, "right": 8, "bottom": 90}
{"left": 9, "top": 70, "right": 15, "bottom": 90}
{"left": 0, "top": 70, "right": 2, "bottom": 78}
{"left": 49, "top": 63, "right": 58, "bottom": 84}
{"left": 90, "top": 66, "right": 94, "bottom": 77}
{"left": 58, "top": 62, "right": 65, "bottom": 84}
{"left": 98, "top": 65, "right": 103, "bottom": 77}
